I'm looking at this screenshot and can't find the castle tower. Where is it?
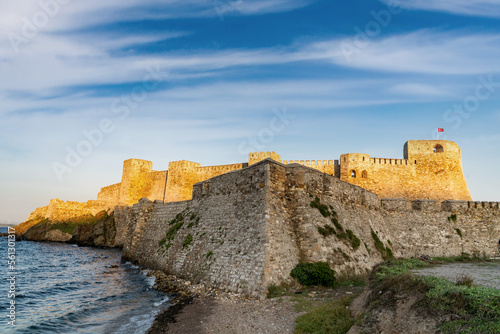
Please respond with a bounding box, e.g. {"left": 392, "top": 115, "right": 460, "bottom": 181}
{"left": 119, "top": 159, "right": 154, "bottom": 206}
{"left": 340, "top": 140, "right": 472, "bottom": 202}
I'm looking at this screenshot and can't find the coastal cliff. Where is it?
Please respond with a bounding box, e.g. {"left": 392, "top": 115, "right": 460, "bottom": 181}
{"left": 19, "top": 211, "right": 120, "bottom": 247}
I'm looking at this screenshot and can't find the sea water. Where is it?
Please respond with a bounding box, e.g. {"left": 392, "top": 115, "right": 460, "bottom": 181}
{"left": 0, "top": 232, "right": 170, "bottom": 334}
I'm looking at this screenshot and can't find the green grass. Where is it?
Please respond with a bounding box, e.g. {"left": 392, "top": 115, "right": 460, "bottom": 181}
{"left": 433, "top": 252, "right": 491, "bottom": 263}
{"left": 46, "top": 211, "right": 114, "bottom": 235}
{"left": 267, "top": 284, "right": 290, "bottom": 299}
{"left": 294, "top": 297, "right": 354, "bottom": 334}
{"left": 368, "top": 258, "right": 500, "bottom": 333}
{"left": 50, "top": 222, "right": 84, "bottom": 234}
{"left": 372, "top": 258, "right": 429, "bottom": 282}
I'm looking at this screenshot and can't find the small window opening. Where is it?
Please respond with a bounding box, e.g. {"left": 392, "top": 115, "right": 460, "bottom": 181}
{"left": 363, "top": 157, "right": 365, "bottom": 161}
{"left": 433, "top": 144, "right": 444, "bottom": 153}
{"left": 352, "top": 156, "right": 355, "bottom": 161}
{"left": 414, "top": 160, "right": 417, "bottom": 164}
{"left": 361, "top": 170, "right": 368, "bottom": 178}
{"left": 351, "top": 170, "right": 356, "bottom": 178}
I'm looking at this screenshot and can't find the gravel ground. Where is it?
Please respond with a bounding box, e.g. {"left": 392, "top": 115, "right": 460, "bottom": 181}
{"left": 151, "top": 294, "right": 298, "bottom": 334}
{"left": 412, "top": 262, "right": 500, "bottom": 289}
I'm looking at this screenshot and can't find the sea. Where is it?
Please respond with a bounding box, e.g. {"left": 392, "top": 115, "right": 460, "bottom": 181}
{"left": 0, "top": 227, "right": 171, "bottom": 334}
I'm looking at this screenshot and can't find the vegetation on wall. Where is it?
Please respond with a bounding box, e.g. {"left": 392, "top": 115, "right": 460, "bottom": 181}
{"left": 317, "top": 224, "right": 336, "bottom": 237}
{"left": 311, "top": 197, "right": 362, "bottom": 251}
{"left": 158, "top": 209, "right": 201, "bottom": 255}
{"left": 371, "top": 229, "right": 393, "bottom": 260}
{"left": 310, "top": 197, "right": 331, "bottom": 217}
{"left": 182, "top": 234, "right": 193, "bottom": 249}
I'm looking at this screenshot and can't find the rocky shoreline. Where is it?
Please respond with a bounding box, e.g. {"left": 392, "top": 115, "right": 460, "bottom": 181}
{"left": 145, "top": 270, "right": 300, "bottom": 334}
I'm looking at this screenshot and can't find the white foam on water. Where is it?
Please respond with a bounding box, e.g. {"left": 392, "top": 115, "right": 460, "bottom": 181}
{"left": 114, "top": 307, "right": 163, "bottom": 334}
{"left": 124, "top": 261, "right": 139, "bottom": 269}
{"left": 153, "top": 295, "right": 171, "bottom": 307}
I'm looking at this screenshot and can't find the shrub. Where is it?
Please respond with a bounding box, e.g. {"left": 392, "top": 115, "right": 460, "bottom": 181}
{"left": 455, "top": 228, "right": 463, "bottom": 238}
{"left": 290, "top": 262, "right": 336, "bottom": 287}
{"left": 455, "top": 274, "right": 474, "bottom": 288}
{"left": 318, "top": 225, "right": 336, "bottom": 237}
{"left": 331, "top": 217, "right": 343, "bottom": 230}
{"left": 346, "top": 229, "right": 361, "bottom": 249}
{"left": 448, "top": 214, "right": 457, "bottom": 222}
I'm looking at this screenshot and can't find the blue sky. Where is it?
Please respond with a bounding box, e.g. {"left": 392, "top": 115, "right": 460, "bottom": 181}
{"left": 1, "top": 0, "right": 500, "bottom": 223}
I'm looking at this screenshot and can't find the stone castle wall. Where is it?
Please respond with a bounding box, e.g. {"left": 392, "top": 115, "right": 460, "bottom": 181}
{"left": 117, "top": 160, "right": 499, "bottom": 298}
{"left": 120, "top": 164, "right": 270, "bottom": 298}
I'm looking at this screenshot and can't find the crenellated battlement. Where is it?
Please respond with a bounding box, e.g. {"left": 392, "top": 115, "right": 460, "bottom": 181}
{"left": 198, "top": 163, "right": 246, "bottom": 174}
{"left": 168, "top": 160, "right": 202, "bottom": 169}
{"left": 248, "top": 151, "right": 281, "bottom": 165}
{"left": 281, "top": 159, "right": 337, "bottom": 167}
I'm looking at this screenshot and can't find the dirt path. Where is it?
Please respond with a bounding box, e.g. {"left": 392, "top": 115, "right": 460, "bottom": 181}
{"left": 412, "top": 262, "right": 500, "bottom": 289}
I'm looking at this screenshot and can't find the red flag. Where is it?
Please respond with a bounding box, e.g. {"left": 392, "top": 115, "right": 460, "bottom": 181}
{"left": 438, "top": 128, "right": 444, "bottom": 132}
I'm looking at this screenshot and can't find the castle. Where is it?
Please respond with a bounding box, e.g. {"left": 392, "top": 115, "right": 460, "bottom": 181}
{"left": 19, "top": 139, "right": 499, "bottom": 298}
{"left": 25, "top": 140, "right": 472, "bottom": 222}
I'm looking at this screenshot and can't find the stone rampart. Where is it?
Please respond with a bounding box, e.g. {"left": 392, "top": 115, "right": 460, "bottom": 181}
{"left": 120, "top": 163, "right": 269, "bottom": 298}
{"left": 117, "top": 159, "right": 499, "bottom": 298}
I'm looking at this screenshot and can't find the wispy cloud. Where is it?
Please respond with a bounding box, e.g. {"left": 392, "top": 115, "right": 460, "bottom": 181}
{"left": 0, "top": 0, "right": 316, "bottom": 34}
{"left": 3, "top": 28, "right": 500, "bottom": 100}
{"left": 379, "top": 0, "right": 500, "bottom": 18}
{"left": 304, "top": 30, "right": 500, "bottom": 74}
